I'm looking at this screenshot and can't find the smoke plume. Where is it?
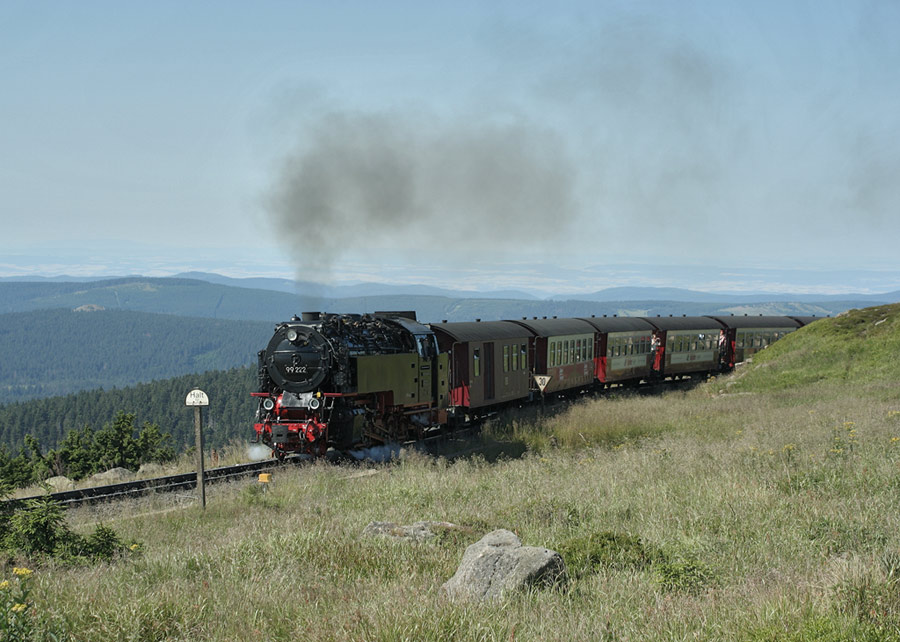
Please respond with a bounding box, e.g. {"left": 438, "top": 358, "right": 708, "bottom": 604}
{"left": 266, "top": 110, "right": 577, "bottom": 279}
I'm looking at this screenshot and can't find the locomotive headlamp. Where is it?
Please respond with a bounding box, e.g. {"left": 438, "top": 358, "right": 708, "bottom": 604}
{"left": 262, "top": 397, "right": 275, "bottom": 411}
{"left": 309, "top": 397, "right": 321, "bottom": 410}
{"left": 286, "top": 328, "right": 300, "bottom": 343}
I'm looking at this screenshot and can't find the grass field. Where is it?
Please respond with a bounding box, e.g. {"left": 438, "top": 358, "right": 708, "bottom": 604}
{"left": 5, "top": 305, "right": 900, "bottom": 640}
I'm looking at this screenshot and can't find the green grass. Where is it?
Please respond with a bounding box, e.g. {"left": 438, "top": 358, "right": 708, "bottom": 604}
{"left": 730, "top": 303, "right": 900, "bottom": 393}
{"left": 6, "top": 304, "right": 900, "bottom": 640}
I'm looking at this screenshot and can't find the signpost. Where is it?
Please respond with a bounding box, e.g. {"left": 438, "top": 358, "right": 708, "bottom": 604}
{"left": 533, "top": 375, "right": 551, "bottom": 392}
{"left": 185, "top": 388, "right": 210, "bottom": 509}
{"left": 533, "top": 375, "right": 551, "bottom": 412}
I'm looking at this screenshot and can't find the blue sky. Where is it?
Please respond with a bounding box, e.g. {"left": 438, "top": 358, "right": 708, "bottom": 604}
{"left": 2, "top": 1, "right": 899, "bottom": 295}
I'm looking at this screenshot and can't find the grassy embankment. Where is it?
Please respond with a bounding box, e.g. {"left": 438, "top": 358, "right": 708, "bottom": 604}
{"left": 8, "top": 304, "right": 900, "bottom": 640}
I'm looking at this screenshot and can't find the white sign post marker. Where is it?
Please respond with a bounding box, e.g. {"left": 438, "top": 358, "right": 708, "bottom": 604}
{"left": 185, "top": 388, "right": 210, "bottom": 509}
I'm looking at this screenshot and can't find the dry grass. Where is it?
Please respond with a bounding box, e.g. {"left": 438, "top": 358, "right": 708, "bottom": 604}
{"left": 8, "top": 375, "right": 897, "bottom": 641}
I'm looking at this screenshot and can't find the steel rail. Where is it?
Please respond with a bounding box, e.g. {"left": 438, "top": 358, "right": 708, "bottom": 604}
{"left": 2, "top": 458, "right": 296, "bottom": 510}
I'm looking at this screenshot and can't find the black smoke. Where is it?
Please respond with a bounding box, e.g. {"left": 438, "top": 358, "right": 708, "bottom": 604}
{"left": 265, "top": 110, "right": 577, "bottom": 279}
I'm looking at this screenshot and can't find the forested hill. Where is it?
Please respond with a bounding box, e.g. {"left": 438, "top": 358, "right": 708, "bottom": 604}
{"left": 0, "top": 308, "right": 270, "bottom": 403}
{"left": 0, "top": 366, "right": 255, "bottom": 452}
{"left": 0, "top": 277, "right": 303, "bottom": 320}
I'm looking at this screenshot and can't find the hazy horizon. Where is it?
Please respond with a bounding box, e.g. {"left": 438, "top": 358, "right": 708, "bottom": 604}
{"left": 3, "top": 2, "right": 898, "bottom": 297}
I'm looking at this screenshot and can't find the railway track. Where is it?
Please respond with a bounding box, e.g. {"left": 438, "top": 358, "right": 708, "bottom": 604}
{"left": 3, "top": 458, "right": 295, "bottom": 510}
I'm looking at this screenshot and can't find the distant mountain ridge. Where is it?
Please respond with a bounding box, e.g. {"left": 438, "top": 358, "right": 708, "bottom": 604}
{"left": 172, "top": 271, "right": 539, "bottom": 300}
{"left": 0, "top": 274, "right": 895, "bottom": 324}
{"left": 557, "top": 286, "right": 900, "bottom": 304}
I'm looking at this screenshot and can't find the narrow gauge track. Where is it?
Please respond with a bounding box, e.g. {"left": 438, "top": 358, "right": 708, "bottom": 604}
{"left": 3, "top": 458, "right": 295, "bottom": 510}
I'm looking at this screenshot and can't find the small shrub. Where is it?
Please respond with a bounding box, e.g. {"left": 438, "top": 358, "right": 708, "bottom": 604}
{"left": 240, "top": 482, "right": 283, "bottom": 509}
{"left": 558, "top": 531, "right": 661, "bottom": 577}
{"left": 653, "top": 557, "right": 716, "bottom": 594}
{"left": 4, "top": 496, "right": 135, "bottom": 564}
{"left": 9, "top": 497, "right": 67, "bottom": 556}
{"left": 84, "top": 524, "right": 124, "bottom": 561}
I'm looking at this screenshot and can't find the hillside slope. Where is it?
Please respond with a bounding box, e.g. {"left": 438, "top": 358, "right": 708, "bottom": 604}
{"left": 728, "top": 303, "right": 900, "bottom": 392}
{"left": 0, "top": 366, "right": 254, "bottom": 451}
{"left": 0, "top": 308, "right": 270, "bottom": 403}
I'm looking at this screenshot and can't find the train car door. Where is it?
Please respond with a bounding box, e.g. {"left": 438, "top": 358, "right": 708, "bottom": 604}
{"left": 483, "top": 342, "right": 495, "bottom": 400}
{"left": 416, "top": 334, "right": 436, "bottom": 404}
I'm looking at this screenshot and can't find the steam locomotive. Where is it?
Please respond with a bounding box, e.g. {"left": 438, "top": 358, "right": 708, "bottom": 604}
{"left": 252, "top": 311, "right": 819, "bottom": 457}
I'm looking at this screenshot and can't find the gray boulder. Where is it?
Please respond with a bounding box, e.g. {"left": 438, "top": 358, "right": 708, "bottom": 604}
{"left": 442, "top": 529, "right": 566, "bottom": 601}
{"left": 91, "top": 467, "right": 134, "bottom": 483}
{"left": 44, "top": 476, "right": 75, "bottom": 491}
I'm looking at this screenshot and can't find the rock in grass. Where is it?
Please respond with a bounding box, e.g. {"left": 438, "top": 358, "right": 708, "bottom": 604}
{"left": 363, "top": 520, "right": 459, "bottom": 542}
{"left": 91, "top": 467, "right": 134, "bottom": 482}
{"left": 442, "top": 529, "right": 567, "bottom": 601}
{"left": 44, "top": 476, "right": 75, "bottom": 491}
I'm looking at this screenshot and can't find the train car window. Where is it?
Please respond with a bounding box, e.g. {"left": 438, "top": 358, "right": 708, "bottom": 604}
{"left": 563, "top": 341, "right": 569, "bottom": 365}
{"left": 503, "top": 345, "right": 510, "bottom": 372}
{"left": 474, "top": 349, "right": 481, "bottom": 377}
{"left": 520, "top": 344, "right": 527, "bottom": 369}
{"left": 512, "top": 344, "right": 518, "bottom": 371}
{"left": 576, "top": 339, "right": 582, "bottom": 361}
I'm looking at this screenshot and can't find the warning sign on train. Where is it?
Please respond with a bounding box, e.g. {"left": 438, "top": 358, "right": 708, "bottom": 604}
{"left": 533, "top": 375, "right": 552, "bottom": 392}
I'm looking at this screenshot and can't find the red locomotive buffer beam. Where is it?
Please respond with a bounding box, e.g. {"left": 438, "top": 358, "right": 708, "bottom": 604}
{"left": 252, "top": 390, "right": 330, "bottom": 457}
{"left": 254, "top": 417, "right": 327, "bottom": 457}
